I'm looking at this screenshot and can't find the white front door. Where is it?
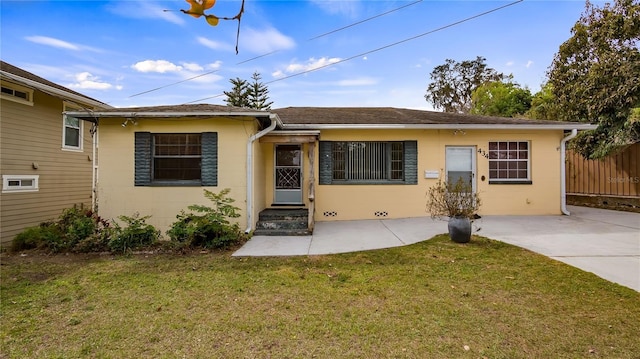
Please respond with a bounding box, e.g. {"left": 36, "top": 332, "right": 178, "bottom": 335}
{"left": 274, "top": 144, "right": 303, "bottom": 204}
{"left": 445, "top": 146, "right": 476, "bottom": 192}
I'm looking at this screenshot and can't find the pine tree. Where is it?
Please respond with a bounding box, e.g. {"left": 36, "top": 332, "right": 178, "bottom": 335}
{"left": 247, "top": 72, "right": 273, "bottom": 110}
{"left": 223, "top": 77, "right": 249, "bottom": 108}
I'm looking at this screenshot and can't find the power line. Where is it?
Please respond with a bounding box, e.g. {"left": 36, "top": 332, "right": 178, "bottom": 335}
{"left": 127, "top": 0, "right": 423, "bottom": 99}
{"left": 185, "top": 0, "right": 524, "bottom": 104}
{"left": 129, "top": 70, "right": 221, "bottom": 98}
{"left": 307, "top": 0, "right": 423, "bottom": 41}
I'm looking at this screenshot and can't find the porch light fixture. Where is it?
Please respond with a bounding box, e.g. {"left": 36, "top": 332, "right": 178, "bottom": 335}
{"left": 121, "top": 118, "right": 137, "bottom": 127}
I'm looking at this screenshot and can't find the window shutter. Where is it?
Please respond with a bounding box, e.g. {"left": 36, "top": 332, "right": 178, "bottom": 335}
{"left": 319, "top": 141, "right": 333, "bottom": 185}
{"left": 134, "top": 132, "right": 151, "bottom": 186}
{"left": 404, "top": 140, "right": 418, "bottom": 184}
{"left": 201, "top": 132, "right": 218, "bottom": 186}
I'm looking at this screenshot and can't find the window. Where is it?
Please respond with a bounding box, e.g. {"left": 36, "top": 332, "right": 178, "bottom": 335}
{"left": 2, "top": 175, "right": 39, "bottom": 193}
{"left": 135, "top": 132, "right": 217, "bottom": 186}
{"left": 153, "top": 134, "right": 202, "bottom": 181}
{"left": 488, "top": 141, "right": 531, "bottom": 184}
{"left": 1, "top": 84, "right": 33, "bottom": 105}
{"left": 319, "top": 140, "right": 417, "bottom": 184}
{"left": 63, "top": 115, "right": 82, "bottom": 149}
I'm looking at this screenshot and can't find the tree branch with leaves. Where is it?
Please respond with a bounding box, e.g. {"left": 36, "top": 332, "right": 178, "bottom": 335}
{"left": 548, "top": 0, "right": 640, "bottom": 159}
{"left": 425, "top": 56, "right": 504, "bottom": 113}
{"left": 179, "top": 0, "right": 245, "bottom": 54}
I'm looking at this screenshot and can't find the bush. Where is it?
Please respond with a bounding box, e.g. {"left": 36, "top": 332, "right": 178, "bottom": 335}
{"left": 108, "top": 213, "right": 160, "bottom": 253}
{"left": 11, "top": 205, "right": 111, "bottom": 253}
{"left": 73, "top": 227, "right": 113, "bottom": 253}
{"left": 167, "top": 188, "right": 247, "bottom": 249}
{"left": 11, "top": 222, "right": 62, "bottom": 252}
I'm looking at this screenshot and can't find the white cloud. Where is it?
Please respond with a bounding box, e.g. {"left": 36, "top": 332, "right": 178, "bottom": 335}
{"left": 182, "top": 62, "right": 204, "bottom": 72}
{"left": 106, "top": 1, "right": 184, "bottom": 25}
{"left": 67, "top": 72, "right": 117, "bottom": 90}
{"left": 25, "top": 36, "right": 79, "bottom": 50}
{"left": 242, "top": 27, "right": 296, "bottom": 54}
{"left": 132, "top": 60, "right": 183, "bottom": 73}
{"left": 310, "top": 0, "right": 361, "bottom": 17}
{"left": 197, "top": 37, "right": 234, "bottom": 52}
{"left": 506, "top": 61, "right": 515, "bottom": 67}
{"left": 130, "top": 60, "right": 222, "bottom": 85}
{"left": 277, "top": 57, "right": 342, "bottom": 77}
{"left": 337, "top": 77, "right": 377, "bottom": 86}
{"left": 25, "top": 35, "right": 103, "bottom": 53}
{"left": 206, "top": 61, "right": 223, "bottom": 70}
{"left": 526, "top": 60, "right": 534, "bottom": 68}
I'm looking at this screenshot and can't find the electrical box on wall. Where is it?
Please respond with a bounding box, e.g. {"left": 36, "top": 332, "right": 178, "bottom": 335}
{"left": 424, "top": 170, "right": 439, "bottom": 179}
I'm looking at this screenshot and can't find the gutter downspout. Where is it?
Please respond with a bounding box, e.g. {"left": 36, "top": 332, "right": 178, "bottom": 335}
{"left": 561, "top": 129, "right": 578, "bottom": 215}
{"left": 91, "top": 123, "right": 98, "bottom": 212}
{"left": 245, "top": 115, "right": 278, "bottom": 233}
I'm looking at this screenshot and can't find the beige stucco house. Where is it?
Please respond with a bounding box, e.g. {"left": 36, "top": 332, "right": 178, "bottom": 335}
{"left": 0, "top": 61, "right": 111, "bottom": 244}
{"left": 66, "top": 104, "right": 596, "bottom": 237}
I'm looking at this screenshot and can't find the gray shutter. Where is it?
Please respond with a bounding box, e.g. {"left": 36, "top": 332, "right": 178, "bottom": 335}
{"left": 319, "top": 141, "right": 333, "bottom": 185}
{"left": 134, "top": 132, "right": 152, "bottom": 186}
{"left": 404, "top": 140, "right": 418, "bottom": 185}
{"left": 201, "top": 132, "right": 218, "bottom": 186}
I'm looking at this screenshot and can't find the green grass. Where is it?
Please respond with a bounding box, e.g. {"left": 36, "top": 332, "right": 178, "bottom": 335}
{"left": 1, "top": 235, "right": 639, "bottom": 358}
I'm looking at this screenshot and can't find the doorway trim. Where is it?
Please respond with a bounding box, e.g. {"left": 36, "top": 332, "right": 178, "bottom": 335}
{"left": 274, "top": 144, "right": 303, "bottom": 205}
{"left": 445, "top": 146, "right": 477, "bottom": 192}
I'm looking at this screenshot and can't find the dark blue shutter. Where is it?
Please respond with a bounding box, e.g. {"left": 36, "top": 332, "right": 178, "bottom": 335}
{"left": 201, "top": 132, "right": 218, "bottom": 186}
{"left": 134, "top": 132, "right": 151, "bottom": 186}
{"left": 319, "top": 141, "right": 333, "bottom": 185}
{"left": 404, "top": 140, "right": 418, "bottom": 185}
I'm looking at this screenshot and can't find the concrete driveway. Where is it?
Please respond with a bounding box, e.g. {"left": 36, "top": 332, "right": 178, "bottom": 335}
{"left": 233, "top": 206, "right": 640, "bottom": 291}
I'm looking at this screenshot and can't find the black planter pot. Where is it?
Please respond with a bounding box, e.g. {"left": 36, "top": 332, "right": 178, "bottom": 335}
{"left": 447, "top": 216, "right": 472, "bottom": 243}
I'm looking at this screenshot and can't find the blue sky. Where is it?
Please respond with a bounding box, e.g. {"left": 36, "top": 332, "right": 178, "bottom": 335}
{"left": 1, "top": 0, "right": 599, "bottom": 110}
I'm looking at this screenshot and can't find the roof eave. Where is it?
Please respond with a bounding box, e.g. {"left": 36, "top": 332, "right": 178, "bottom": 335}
{"left": 280, "top": 123, "right": 599, "bottom": 130}
{"left": 65, "top": 111, "right": 275, "bottom": 121}
{"left": 1, "top": 70, "right": 112, "bottom": 109}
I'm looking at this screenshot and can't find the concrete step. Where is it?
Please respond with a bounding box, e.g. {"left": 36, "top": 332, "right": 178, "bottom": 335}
{"left": 254, "top": 208, "right": 311, "bottom": 236}
{"left": 256, "top": 219, "right": 308, "bottom": 230}
{"left": 258, "top": 208, "right": 309, "bottom": 221}
{"left": 252, "top": 228, "right": 312, "bottom": 236}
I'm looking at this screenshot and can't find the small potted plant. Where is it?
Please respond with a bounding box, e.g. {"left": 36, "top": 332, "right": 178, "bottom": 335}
{"left": 426, "top": 177, "right": 481, "bottom": 243}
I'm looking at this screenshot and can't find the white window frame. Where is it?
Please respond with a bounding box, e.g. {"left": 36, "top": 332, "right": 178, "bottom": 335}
{"left": 488, "top": 141, "right": 531, "bottom": 184}
{"left": 2, "top": 175, "right": 39, "bottom": 193}
{"left": 1, "top": 82, "right": 34, "bottom": 106}
{"left": 63, "top": 104, "right": 83, "bottom": 151}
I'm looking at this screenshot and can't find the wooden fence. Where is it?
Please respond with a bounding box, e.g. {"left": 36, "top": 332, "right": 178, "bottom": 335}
{"left": 566, "top": 143, "right": 640, "bottom": 198}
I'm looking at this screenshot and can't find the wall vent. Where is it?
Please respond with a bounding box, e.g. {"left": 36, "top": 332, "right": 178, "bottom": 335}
{"left": 323, "top": 211, "right": 337, "bottom": 217}
{"left": 374, "top": 211, "right": 388, "bottom": 217}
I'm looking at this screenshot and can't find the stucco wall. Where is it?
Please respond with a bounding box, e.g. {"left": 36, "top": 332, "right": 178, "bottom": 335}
{"left": 304, "top": 128, "right": 564, "bottom": 221}
{"left": 96, "top": 117, "right": 257, "bottom": 236}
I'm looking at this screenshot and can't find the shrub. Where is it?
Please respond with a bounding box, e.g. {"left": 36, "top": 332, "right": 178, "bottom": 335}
{"left": 426, "top": 177, "right": 481, "bottom": 220}
{"left": 11, "top": 222, "right": 62, "bottom": 252}
{"left": 108, "top": 213, "right": 160, "bottom": 253}
{"left": 11, "top": 205, "right": 112, "bottom": 254}
{"left": 167, "top": 188, "right": 247, "bottom": 249}
{"left": 73, "top": 227, "right": 113, "bottom": 253}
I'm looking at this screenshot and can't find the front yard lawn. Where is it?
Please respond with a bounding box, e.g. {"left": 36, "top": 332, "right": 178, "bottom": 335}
{"left": 1, "top": 235, "right": 638, "bottom": 358}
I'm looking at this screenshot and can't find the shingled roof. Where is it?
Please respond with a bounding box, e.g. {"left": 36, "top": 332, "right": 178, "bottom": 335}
{"left": 1, "top": 61, "right": 109, "bottom": 107}
{"left": 272, "top": 106, "right": 593, "bottom": 129}
{"left": 70, "top": 103, "right": 269, "bottom": 115}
